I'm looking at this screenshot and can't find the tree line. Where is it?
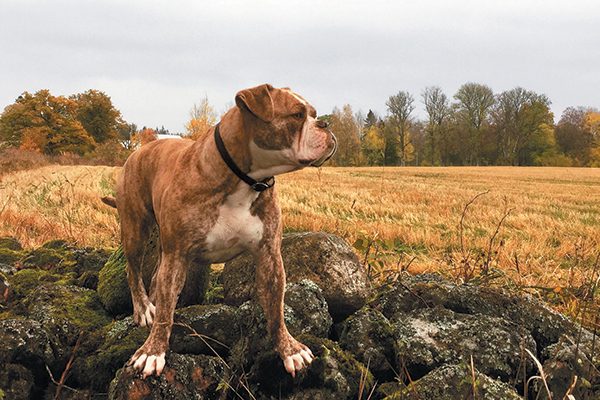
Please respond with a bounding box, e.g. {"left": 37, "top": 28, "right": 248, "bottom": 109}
{"left": 1, "top": 85, "right": 599, "bottom": 167}
{"left": 326, "top": 84, "right": 600, "bottom": 167}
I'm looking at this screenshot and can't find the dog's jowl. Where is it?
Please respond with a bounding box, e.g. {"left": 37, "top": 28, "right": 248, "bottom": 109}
{"left": 110, "top": 84, "right": 336, "bottom": 378}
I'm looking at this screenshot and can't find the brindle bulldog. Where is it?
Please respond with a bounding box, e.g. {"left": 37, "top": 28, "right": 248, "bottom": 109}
{"left": 106, "top": 84, "right": 336, "bottom": 378}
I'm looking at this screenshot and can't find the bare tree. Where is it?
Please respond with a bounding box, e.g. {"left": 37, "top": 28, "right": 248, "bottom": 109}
{"left": 453, "top": 83, "right": 495, "bottom": 165}
{"left": 386, "top": 91, "right": 415, "bottom": 166}
{"left": 422, "top": 86, "right": 449, "bottom": 165}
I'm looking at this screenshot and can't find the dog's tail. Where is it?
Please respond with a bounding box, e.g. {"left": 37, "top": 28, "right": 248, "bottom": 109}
{"left": 101, "top": 196, "right": 117, "bottom": 208}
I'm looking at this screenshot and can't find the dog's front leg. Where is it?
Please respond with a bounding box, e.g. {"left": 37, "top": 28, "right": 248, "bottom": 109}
{"left": 129, "top": 252, "right": 187, "bottom": 378}
{"left": 254, "top": 241, "right": 314, "bottom": 377}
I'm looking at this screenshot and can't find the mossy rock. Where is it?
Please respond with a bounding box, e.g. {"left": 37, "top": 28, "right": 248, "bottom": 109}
{"left": 72, "top": 317, "right": 148, "bottom": 391}
{"left": 97, "top": 247, "right": 132, "bottom": 316}
{"left": 8, "top": 268, "right": 76, "bottom": 305}
{"left": 0, "top": 248, "right": 24, "bottom": 266}
{"left": 243, "top": 334, "right": 375, "bottom": 399}
{"left": 24, "top": 284, "right": 112, "bottom": 351}
{"left": 0, "top": 237, "right": 22, "bottom": 251}
{"left": 229, "top": 280, "right": 333, "bottom": 375}
{"left": 171, "top": 304, "right": 238, "bottom": 356}
{"left": 41, "top": 239, "right": 71, "bottom": 250}
{"left": 384, "top": 363, "right": 522, "bottom": 400}
{"left": 21, "top": 247, "right": 77, "bottom": 272}
{"left": 391, "top": 306, "right": 536, "bottom": 383}
{"left": 108, "top": 353, "right": 227, "bottom": 400}
{"left": 338, "top": 306, "right": 397, "bottom": 380}
{"left": 0, "top": 319, "right": 57, "bottom": 398}
{"left": 0, "top": 363, "right": 34, "bottom": 400}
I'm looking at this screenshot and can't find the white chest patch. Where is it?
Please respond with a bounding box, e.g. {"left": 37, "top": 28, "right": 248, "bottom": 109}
{"left": 204, "top": 184, "right": 263, "bottom": 263}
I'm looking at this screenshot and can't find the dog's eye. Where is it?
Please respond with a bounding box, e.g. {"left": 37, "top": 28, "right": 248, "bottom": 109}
{"left": 293, "top": 112, "right": 304, "bottom": 119}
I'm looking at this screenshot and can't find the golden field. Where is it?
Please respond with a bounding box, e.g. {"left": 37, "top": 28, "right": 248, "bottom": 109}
{"left": 1, "top": 164, "right": 599, "bottom": 299}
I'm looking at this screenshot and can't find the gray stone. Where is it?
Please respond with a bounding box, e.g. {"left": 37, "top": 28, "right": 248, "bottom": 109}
{"left": 392, "top": 306, "right": 536, "bottom": 383}
{"left": 384, "top": 363, "right": 522, "bottom": 400}
{"left": 224, "top": 232, "right": 369, "bottom": 320}
{"left": 338, "top": 307, "right": 397, "bottom": 380}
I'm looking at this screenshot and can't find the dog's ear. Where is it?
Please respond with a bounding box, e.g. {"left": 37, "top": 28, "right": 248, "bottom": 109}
{"left": 235, "top": 84, "right": 275, "bottom": 122}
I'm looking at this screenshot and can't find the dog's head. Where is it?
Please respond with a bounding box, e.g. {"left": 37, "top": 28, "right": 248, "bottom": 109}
{"left": 235, "top": 84, "right": 337, "bottom": 176}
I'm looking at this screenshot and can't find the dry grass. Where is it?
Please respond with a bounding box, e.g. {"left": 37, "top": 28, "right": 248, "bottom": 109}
{"left": 0, "top": 165, "right": 120, "bottom": 248}
{"left": 1, "top": 164, "right": 598, "bottom": 319}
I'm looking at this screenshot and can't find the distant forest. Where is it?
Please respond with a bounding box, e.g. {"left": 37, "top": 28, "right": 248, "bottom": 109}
{"left": 1, "top": 84, "right": 598, "bottom": 167}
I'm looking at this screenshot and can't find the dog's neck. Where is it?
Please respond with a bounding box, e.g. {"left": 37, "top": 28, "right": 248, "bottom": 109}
{"left": 191, "top": 108, "right": 255, "bottom": 191}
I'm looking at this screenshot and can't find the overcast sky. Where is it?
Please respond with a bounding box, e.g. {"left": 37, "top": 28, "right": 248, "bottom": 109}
{"left": 1, "top": 0, "right": 599, "bottom": 133}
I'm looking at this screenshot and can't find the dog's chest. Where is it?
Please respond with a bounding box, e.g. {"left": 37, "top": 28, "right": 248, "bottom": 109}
{"left": 203, "top": 186, "right": 263, "bottom": 263}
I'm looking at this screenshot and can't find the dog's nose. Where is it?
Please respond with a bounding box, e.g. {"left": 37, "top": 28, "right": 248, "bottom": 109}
{"left": 316, "top": 119, "right": 328, "bottom": 129}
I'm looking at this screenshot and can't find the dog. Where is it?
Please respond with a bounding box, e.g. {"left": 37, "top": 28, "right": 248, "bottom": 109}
{"left": 106, "top": 84, "right": 337, "bottom": 379}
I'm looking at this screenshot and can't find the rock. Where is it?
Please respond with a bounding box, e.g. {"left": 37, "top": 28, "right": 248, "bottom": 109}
{"left": 391, "top": 306, "right": 536, "bottom": 383}
{"left": 294, "top": 335, "right": 374, "bottom": 399}
{"left": 7, "top": 268, "right": 77, "bottom": 305}
{"left": 171, "top": 304, "right": 238, "bottom": 356}
{"left": 539, "top": 334, "right": 600, "bottom": 399}
{"left": 108, "top": 353, "right": 226, "bottom": 400}
{"left": 384, "top": 364, "right": 522, "bottom": 399}
{"left": 0, "top": 248, "right": 24, "bottom": 265}
{"left": 0, "top": 271, "right": 9, "bottom": 305}
{"left": 223, "top": 232, "right": 369, "bottom": 320}
{"left": 72, "top": 317, "right": 149, "bottom": 391}
{"left": 21, "top": 246, "right": 77, "bottom": 271}
{"left": 338, "top": 307, "right": 397, "bottom": 380}
{"left": 98, "top": 244, "right": 210, "bottom": 317}
{"left": 0, "top": 236, "right": 23, "bottom": 251}
{"left": 24, "top": 284, "right": 112, "bottom": 352}
{"left": 373, "top": 273, "right": 575, "bottom": 348}
{"left": 0, "top": 263, "right": 17, "bottom": 276}
{"left": 0, "top": 319, "right": 57, "bottom": 396}
{"left": 285, "top": 388, "right": 338, "bottom": 400}
{"left": 0, "top": 363, "right": 34, "bottom": 400}
{"left": 97, "top": 247, "right": 132, "bottom": 316}
{"left": 229, "top": 280, "right": 332, "bottom": 376}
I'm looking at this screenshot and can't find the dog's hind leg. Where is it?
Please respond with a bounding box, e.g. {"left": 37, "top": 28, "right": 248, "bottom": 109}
{"left": 121, "top": 213, "right": 157, "bottom": 327}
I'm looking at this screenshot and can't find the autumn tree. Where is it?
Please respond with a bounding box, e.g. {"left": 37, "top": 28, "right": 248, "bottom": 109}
{"left": 453, "top": 83, "right": 495, "bottom": 165}
{"left": 185, "top": 96, "right": 217, "bottom": 140}
{"left": 361, "top": 124, "right": 385, "bottom": 165}
{"left": 0, "top": 90, "right": 95, "bottom": 155}
{"left": 329, "top": 105, "right": 361, "bottom": 166}
{"left": 71, "top": 90, "right": 126, "bottom": 144}
{"left": 422, "top": 86, "right": 450, "bottom": 165}
{"left": 386, "top": 91, "right": 415, "bottom": 166}
{"left": 554, "top": 107, "right": 597, "bottom": 165}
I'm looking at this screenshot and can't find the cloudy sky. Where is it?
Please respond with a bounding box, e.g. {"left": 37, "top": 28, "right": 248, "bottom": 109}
{"left": 1, "top": 0, "right": 599, "bottom": 132}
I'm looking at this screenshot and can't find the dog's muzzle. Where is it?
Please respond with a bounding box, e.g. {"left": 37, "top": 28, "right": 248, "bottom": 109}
{"left": 311, "top": 132, "right": 337, "bottom": 167}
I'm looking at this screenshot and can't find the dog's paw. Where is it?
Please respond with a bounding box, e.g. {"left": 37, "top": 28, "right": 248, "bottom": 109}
{"left": 283, "top": 345, "right": 314, "bottom": 378}
{"left": 129, "top": 350, "right": 166, "bottom": 379}
{"left": 134, "top": 302, "right": 156, "bottom": 327}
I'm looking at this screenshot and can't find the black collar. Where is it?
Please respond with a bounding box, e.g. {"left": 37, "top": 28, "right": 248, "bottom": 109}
{"left": 214, "top": 123, "right": 275, "bottom": 192}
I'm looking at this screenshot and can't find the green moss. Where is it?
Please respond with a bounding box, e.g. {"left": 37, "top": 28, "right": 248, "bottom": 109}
{"left": 9, "top": 268, "right": 76, "bottom": 303}
{"left": 0, "top": 248, "right": 24, "bottom": 265}
{"left": 22, "top": 283, "right": 111, "bottom": 346}
{"left": 21, "top": 247, "right": 77, "bottom": 272}
{"left": 73, "top": 318, "right": 148, "bottom": 391}
{"left": 41, "top": 239, "right": 70, "bottom": 249}
{"left": 0, "top": 237, "right": 22, "bottom": 251}
{"left": 298, "top": 334, "right": 375, "bottom": 397}
{"left": 97, "top": 246, "right": 132, "bottom": 316}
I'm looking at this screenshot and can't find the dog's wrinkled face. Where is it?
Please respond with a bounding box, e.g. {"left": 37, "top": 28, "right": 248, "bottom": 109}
{"left": 235, "top": 84, "right": 337, "bottom": 177}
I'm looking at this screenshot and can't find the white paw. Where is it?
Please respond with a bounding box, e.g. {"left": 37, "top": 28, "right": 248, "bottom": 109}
{"left": 283, "top": 348, "right": 314, "bottom": 378}
{"left": 139, "top": 303, "right": 156, "bottom": 327}
{"left": 131, "top": 352, "right": 166, "bottom": 378}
